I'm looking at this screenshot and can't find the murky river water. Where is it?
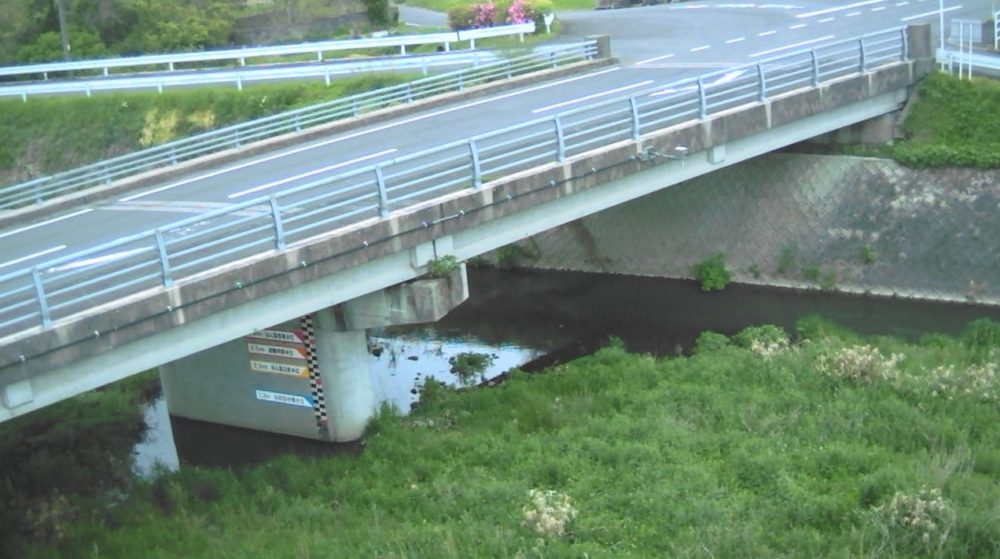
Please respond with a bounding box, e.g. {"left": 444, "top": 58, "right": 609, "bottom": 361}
{"left": 135, "top": 269, "right": 1000, "bottom": 473}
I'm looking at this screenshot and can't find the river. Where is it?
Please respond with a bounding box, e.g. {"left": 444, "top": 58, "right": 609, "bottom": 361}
{"left": 134, "top": 268, "right": 1000, "bottom": 473}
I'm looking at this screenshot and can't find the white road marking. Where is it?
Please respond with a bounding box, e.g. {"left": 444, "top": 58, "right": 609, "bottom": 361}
{"left": 749, "top": 34, "right": 836, "bottom": 57}
{"left": 758, "top": 30, "right": 778, "bottom": 36}
{"left": 895, "top": 1, "right": 909, "bottom": 5}
{"left": 819, "top": 16, "right": 836, "bottom": 22}
{"left": 789, "top": 23, "right": 808, "bottom": 29}
{"left": 635, "top": 53, "right": 675, "bottom": 65}
{"left": 871, "top": 6, "right": 886, "bottom": 11}
{"left": 797, "top": 0, "right": 884, "bottom": 18}
{"left": 846, "top": 11, "right": 862, "bottom": 16}
{"left": 0, "top": 245, "right": 67, "bottom": 271}
{"left": 119, "top": 66, "right": 623, "bottom": 202}
{"left": 901, "top": 5, "right": 961, "bottom": 20}
{"left": 0, "top": 209, "right": 93, "bottom": 241}
{"left": 228, "top": 148, "right": 398, "bottom": 199}
{"left": 47, "top": 247, "right": 150, "bottom": 273}
{"left": 650, "top": 69, "right": 746, "bottom": 96}
{"left": 691, "top": 45, "right": 712, "bottom": 52}
{"left": 531, "top": 81, "right": 655, "bottom": 113}
{"left": 726, "top": 37, "right": 746, "bottom": 43}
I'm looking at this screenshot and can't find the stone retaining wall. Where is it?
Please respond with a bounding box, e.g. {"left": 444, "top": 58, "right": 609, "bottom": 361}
{"left": 513, "top": 153, "right": 999, "bottom": 305}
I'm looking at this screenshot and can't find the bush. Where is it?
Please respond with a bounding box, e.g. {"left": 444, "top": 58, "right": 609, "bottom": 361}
{"left": 691, "top": 252, "right": 731, "bottom": 291}
{"left": 448, "top": 5, "right": 477, "bottom": 29}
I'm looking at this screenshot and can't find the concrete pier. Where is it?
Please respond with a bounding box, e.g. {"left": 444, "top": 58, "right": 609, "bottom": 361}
{"left": 160, "top": 265, "right": 468, "bottom": 442}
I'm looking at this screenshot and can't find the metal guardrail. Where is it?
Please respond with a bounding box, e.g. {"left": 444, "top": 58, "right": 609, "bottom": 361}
{"left": 0, "top": 49, "right": 502, "bottom": 100}
{"left": 0, "top": 42, "right": 597, "bottom": 211}
{"left": 0, "top": 23, "right": 536, "bottom": 81}
{"left": 0, "top": 28, "right": 909, "bottom": 340}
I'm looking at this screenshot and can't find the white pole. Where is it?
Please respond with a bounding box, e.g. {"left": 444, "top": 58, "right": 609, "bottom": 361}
{"left": 958, "top": 21, "right": 964, "bottom": 78}
{"left": 938, "top": 0, "right": 945, "bottom": 69}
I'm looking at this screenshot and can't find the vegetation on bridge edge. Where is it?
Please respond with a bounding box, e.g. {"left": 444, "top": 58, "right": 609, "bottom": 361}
{"left": 854, "top": 72, "right": 1000, "bottom": 169}
{"left": 2, "top": 317, "right": 998, "bottom": 557}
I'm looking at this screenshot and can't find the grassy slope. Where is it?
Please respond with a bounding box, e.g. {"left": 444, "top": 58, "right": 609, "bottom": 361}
{"left": 0, "top": 75, "right": 408, "bottom": 186}
{"left": 865, "top": 72, "right": 1000, "bottom": 168}
{"left": 17, "top": 318, "right": 1000, "bottom": 558}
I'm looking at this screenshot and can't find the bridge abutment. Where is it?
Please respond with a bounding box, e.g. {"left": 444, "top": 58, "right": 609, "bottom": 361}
{"left": 159, "top": 265, "right": 468, "bottom": 442}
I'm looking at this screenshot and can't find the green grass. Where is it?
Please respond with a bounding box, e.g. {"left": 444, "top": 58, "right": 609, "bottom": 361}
{"left": 0, "top": 74, "right": 410, "bottom": 186}
{"left": 12, "top": 318, "right": 1000, "bottom": 558}
{"left": 860, "top": 72, "right": 1000, "bottom": 168}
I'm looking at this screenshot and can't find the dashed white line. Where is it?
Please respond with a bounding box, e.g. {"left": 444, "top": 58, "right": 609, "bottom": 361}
{"left": 894, "top": 1, "right": 909, "bottom": 5}
{"left": 797, "top": 0, "right": 885, "bottom": 18}
{"left": 635, "top": 53, "right": 675, "bottom": 65}
{"left": 0, "top": 209, "right": 93, "bottom": 240}
{"left": 846, "top": 11, "right": 862, "bottom": 16}
{"left": 789, "top": 23, "right": 808, "bottom": 29}
{"left": 819, "top": 17, "right": 835, "bottom": 22}
{"left": 726, "top": 37, "right": 746, "bottom": 44}
{"left": 691, "top": 45, "right": 712, "bottom": 52}
{"left": 531, "top": 81, "right": 656, "bottom": 113}
{"left": 902, "top": 5, "right": 961, "bottom": 20}
{"left": 228, "top": 149, "right": 399, "bottom": 199}
{"left": 0, "top": 245, "right": 67, "bottom": 270}
{"left": 871, "top": 6, "right": 886, "bottom": 10}
{"left": 749, "top": 34, "right": 837, "bottom": 58}
{"left": 758, "top": 30, "right": 778, "bottom": 36}
{"left": 119, "top": 66, "right": 623, "bottom": 202}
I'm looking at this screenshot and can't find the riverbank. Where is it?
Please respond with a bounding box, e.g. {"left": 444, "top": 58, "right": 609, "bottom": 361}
{"left": 10, "top": 316, "right": 1000, "bottom": 557}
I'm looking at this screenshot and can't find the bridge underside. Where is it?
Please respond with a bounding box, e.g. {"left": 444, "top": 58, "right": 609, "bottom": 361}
{"left": 0, "top": 49, "right": 929, "bottom": 424}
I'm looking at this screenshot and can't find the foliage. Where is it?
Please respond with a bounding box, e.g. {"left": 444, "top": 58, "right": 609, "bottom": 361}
{"left": 733, "top": 325, "right": 792, "bottom": 360}
{"left": 885, "top": 72, "right": 1000, "bottom": 168}
{"left": 691, "top": 252, "right": 731, "bottom": 291}
{"left": 362, "top": 0, "right": 394, "bottom": 27}
{"left": 10, "top": 320, "right": 1000, "bottom": 558}
{"left": 694, "top": 331, "right": 730, "bottom": 355}
{"left": 869, "top": 487, "right": 956, "bottom": 556}
{"left": 0, "top": 74, "right": 409, "bottom": 185}
{"left": 861, "top": 243, "right": 877, "bottom": 264}
{"left": 447, "top": 4, "right": 478, "bottom": 29}
{"left": 448, "top": 351, "right": 496, "bottom": 384}
{"left": 15, "top": 29, "right": 108, "bottom": 63}
{"left": 425, "top": 255, "right": 460, "bottom": 277}
{"left": 506, "top": 0, "right": 533, "bottom": 23}
{"left": 521, "top": 489, "right": 577, "bottom": 538}
{"left": 777, "top": 244, "right": 797, "bottom": 275}
{"left": 813, "top": 344, "right": 904, "bottom": 384}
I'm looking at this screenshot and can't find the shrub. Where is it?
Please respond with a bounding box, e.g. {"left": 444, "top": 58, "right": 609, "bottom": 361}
{"left": 926, "top": 362, "right": 998, "bottom": 403}
{"left": 694, "top": 331, "right": 730, "bottom": 355}
{"left": 813, "top": 344, "right": 904, "bottom": 384}
{"left": 506, "top": 0, "right": 534, "bottom": 23}
{"left": 870, "top": 487, "right": 955, "bottom": 556}
{"left": 426, "top": 255, "right": 460, "bottom": 277}
{"left": 777, "top": 244, "right": 797, "bottom": 275}
{"left": 733, "top": 325, "right": 791, "bottom": 360}
{"left": 448, "top": 352, "right": 496, "bottom": 384}
{"left": 522, "top": 489, "right": 577, "bottom": 538}
{"left": 448, "top": 5, "right": 477, "bottom": 29}
{"left": 691, "top": 252, "right": 731, "bottom": 291}
{"left": 861, "top": 243, "right": 877, "bottom": 264}
{"left": 473, "top": 0, "right": 497, "bottom": 27}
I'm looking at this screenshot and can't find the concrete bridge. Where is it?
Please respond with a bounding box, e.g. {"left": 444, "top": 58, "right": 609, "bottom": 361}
{"left": 0, "top": 25, "right": 933, "bottom": 441}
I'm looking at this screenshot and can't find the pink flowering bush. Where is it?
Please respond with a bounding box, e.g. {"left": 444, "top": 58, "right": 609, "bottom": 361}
{"left": 506, "top": 0, "right": 535, "bottom": 24}
{"left": 472, "top": 0, "right": 497, "bottom": 27}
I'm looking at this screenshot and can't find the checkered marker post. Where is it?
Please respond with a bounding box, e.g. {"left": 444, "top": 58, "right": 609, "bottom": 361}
{"left": 299, "top": 314, "right": 328, "bottom": 426}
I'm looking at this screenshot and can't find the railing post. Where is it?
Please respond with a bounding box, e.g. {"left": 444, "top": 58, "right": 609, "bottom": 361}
{"left": 554, "top": 116, "right": 566, "bottom": 162}
{"left": 374, "top": 165, "right": 389, "bottom": 218}
{"left": 756, "top": 63, "right": 767, "bottom": 102}
{"left": 697, "top": 77, "right": 708, "bottom": 120}
{"left": 859, "top": 38, "right": 867, "bottom": 72}
{"left": 293, "top": 114, "right": 301, "bottom": 132}
{"left": 352, "top": 99, "right": 358, "bottom": 117}
{"left": 31, "top": 268, "right": 52, "bottom": 328}
{"left": 170, "top": 146, "right": 178, "bottom": 165}
{"left": 102, "top": 163, "right": 111, "bottom": 184}
{"left": 406, "top": 84, "right": 413, "bottom": 103}
{"left": 154, "top": 230, "right": 173, "bottom": 287}
{"left": 269, "top": 196, "right": 286, "bottom": 251}
{"left": 901, "top": 27, "right": 908, "bottom": 61}
{"left": 810, "top": 49, "right": 820, "bottom": 87}
{"left": 468, "top": 140, "right": 482, "bottom": 189}
{"left": 236, "top": 75, "right": 243, "bottom": 91}
{"left": 629, "top": 96, "right": 641, "bottom": 140}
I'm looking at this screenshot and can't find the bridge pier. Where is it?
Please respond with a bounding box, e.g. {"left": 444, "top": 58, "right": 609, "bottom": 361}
{"left": 159, "top": 265, "right": 468, "bottom": 442}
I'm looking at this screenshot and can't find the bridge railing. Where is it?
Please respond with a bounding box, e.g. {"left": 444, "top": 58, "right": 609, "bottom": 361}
{"left": 0, "top": 24, "right": 537, "bottom": 81}
{"left": 0, "top": 41, "right": 597, "bottom": 211}
{"left": 0, "top": 28, "right": 909, "bottom": 340}
{"left": 0, "top": 49, "right": 502, "bottom": 100}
